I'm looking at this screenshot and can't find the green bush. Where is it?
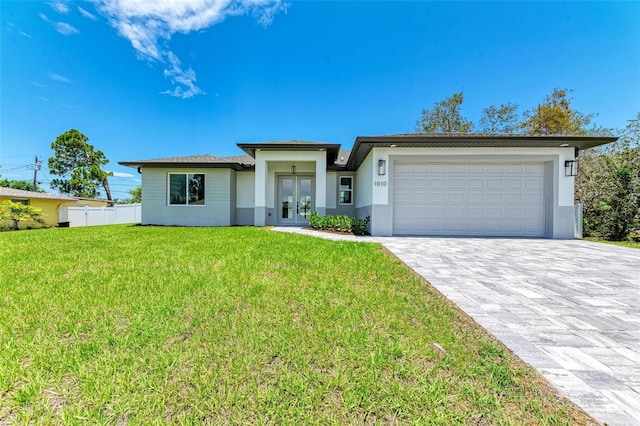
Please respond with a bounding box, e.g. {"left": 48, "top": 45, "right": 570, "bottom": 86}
{"left": 308, "top": 212, "right": 370, "bottom": 235}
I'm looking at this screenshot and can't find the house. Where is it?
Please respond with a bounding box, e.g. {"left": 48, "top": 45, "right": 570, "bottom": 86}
{"left": 0, "top": 187, "right": 112, "bottom": 228}
{"left": 119, "top": 133, "right": 616, "bottom": 238}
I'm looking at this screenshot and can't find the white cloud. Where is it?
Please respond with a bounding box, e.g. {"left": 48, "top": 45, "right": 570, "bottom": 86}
{"left": 109, "top": 171, "right": 136, "bottom": 178}
{"left": 49, "top": 1, "right": 70, "bottom": 14}
{"left": 47, "top": 72, "right": 72, "bottom": 83}
{"left": 92, "top": 0, "right": 287, "bottom": 98}
{"left": 54, "top": 22, "right": 79, "bottom": 35}
{"left": 31, "top": 81, "right": 45, "bottom": 87}
{"left": 19, "top": 31, "right": 34, "bottom": 39}
{"left": 40, "top": 12, "right": 79, "bottom": 35}
{"left": 78, "top": 6, "right": 97, "bottom": 20}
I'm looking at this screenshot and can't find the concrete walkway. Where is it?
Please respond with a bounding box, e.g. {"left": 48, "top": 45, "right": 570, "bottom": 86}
{"left": 273, "top": 228, "right": 640, "bottom": 425}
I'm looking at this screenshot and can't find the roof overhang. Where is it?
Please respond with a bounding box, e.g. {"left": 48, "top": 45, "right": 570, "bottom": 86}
{"left": 346, "top": 134, "right": 618, "bottom": 170}
{"left": 237, "top": 142, "right": 342, "bottom": 164}
{"left": 118, "top": 161, "right": 248, "bottom": 171}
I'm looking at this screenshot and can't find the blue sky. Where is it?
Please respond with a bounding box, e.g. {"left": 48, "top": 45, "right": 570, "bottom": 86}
{"left": 1, "top": 1, "right": 639, "bottom": 199}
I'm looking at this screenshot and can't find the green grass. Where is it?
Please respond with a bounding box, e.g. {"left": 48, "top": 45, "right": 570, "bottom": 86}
{"left": 1, "top": 225, "right": 593, "bottom": 424}
{"left": 584, "top": 238, "right": 640, "bottom": 249}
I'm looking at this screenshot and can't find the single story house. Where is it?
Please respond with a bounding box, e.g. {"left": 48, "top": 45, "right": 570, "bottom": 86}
{"left": 119, "top": 133, "right": 616, "bottom": 238}
{"left": 0, "top": 187, "right": 112, "bottom": 228}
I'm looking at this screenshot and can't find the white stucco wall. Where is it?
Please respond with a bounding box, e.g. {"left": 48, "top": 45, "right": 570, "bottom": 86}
{"left": 355, "top": 151, "right": 373, "bottom": 208}
{"left": 326, "top": 171, "right": 337, "bottom": 209}
{"left": 141, "top": 167, "right": 234, "bottom": 226}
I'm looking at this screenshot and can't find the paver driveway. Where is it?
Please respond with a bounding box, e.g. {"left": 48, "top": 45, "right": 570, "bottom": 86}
{"left": 381, "top": 238, "right": 640, "bottom": 425}
{"left": 273, "top": 228, "right": 640, "bottom": 425}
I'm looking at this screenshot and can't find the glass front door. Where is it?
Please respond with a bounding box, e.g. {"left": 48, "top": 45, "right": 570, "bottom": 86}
{"left": 278, "top": 176, "right": 314, "bottom": 224}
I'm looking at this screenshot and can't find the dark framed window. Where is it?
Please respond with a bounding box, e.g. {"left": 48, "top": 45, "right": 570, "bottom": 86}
{"left": 168, "top": 173, "right": 205, "bottom": 205}
{"left": 339, "top": 176, "right": 353, "bottom": 205}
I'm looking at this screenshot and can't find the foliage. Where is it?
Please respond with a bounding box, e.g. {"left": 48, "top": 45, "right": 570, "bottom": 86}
{"left": 0, "top": 226, "right": 594, "bottom": 423}
{"left": 48, "top": 129, "right": 113, "bottom": 200}
{"left": 0, "top": 178, "right": 42, "bottom": 192}
{"left": 520, "top": 88, "right": 599, "bottom": 135}
{"left": 416, "top": 91, "right": 473, "bottom": 133}
{"left": 309, "top": 212, "right": 370, "bottom": 235}
{"left": 0, "top": 200, "right": 45, "bottom": 231}
{"left": 479, "top": 102, "right": 520, "bottom": 134}
{"left": 126, "top": 186, "right": 142, "bottom": 203}
{"left": 576, "top": 114, "right": 640, "bottom": 240}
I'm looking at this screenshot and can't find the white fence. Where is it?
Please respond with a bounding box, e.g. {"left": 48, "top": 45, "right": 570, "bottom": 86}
{"left": 60, "top": 204, "right": 141, "bottom": 227}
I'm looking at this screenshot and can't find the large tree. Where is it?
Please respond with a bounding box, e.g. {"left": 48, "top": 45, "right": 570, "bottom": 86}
{"left": 576, "top": 114, "right": 640, "bottom": 240}
{"left": 416, "top": 91, "right": 473, "bottom": 133}
{"left": 48, "top": 129, "right": 113, "bottom": 200}
{"left": 520, "top": 88, "right": 597, "bottom": 135}
{"left": 479, "top": 102, "right": 520, "bottom": 134}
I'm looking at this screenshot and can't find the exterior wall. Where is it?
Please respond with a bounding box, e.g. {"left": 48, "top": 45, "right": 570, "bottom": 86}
{"left": 326, "top": 171, "right": 357, "bottom": 217}
{"left": 253, "top": 151, "right": 327, "bottom": 226}
{"left": 362, "top": 146, "right": 576, "bottom": 238}
{"left": 141, "top": 167, "right": 234, "bottom": 226}
{"left": 0, "top": 196, "right": 76, "bottom": 228}
{"left": 236, "top": 171, "right": 255, "bottom": 225}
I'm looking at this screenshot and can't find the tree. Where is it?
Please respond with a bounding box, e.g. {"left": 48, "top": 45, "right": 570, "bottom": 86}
{"left": 520, "top": 88, "right": 597, "bottom": 135}
{"left": 127, "top": 186, "right": 142, "bottom": 203}
{"left": 479, "top": 103, "right": 520, "bottom": 134}
{"left": 0, "top": 200, "right": 45, "bottom": 230}
{"left": 576, "top": 113, "right": 640, "bottom": 240}
{"left": 48, "top": 129, "right": 113, "bottom": 200}
{"left": 0, "top": 178, "right": 42, "bottom": 192}
{"left": 416, "top": 91, "right": 473, "bottom": 133}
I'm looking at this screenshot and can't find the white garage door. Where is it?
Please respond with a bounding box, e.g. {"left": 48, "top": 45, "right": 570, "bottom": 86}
{"left": 393, "top": 162, "right": 546, "bottom": 237}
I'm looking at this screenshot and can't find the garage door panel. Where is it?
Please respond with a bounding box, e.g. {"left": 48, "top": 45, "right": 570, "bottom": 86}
{"left": 393, "top": 162, "right": 545, "bottom": 237}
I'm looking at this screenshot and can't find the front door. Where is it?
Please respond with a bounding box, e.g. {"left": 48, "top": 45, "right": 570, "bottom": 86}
{"left": 278, "top": 176, "right": 314, "bottom": 224}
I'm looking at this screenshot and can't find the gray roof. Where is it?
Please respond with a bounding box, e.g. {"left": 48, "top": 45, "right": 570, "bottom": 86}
{"left": 346, "top": 133, "right": 618, "bottom": 169}
{"left": 0, "top": 187, "right": 78, "bottom": 201}
{"left": 119, "top": 133, "right": 617, "bottom": 172}
{"left": 119, "top": 154, "right": 252, "bottom": 170}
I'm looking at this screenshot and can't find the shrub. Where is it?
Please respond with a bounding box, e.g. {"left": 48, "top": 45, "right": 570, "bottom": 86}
{"left": 0, "top": 200, "right": 46, "bottom": 231}
{"left": 308, "top": 212, "right": 370, "bottom": 235}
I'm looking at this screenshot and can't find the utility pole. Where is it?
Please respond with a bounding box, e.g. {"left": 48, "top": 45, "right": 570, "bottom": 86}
{"left": 33, "top": 156, "right": 40, "bottom": 191}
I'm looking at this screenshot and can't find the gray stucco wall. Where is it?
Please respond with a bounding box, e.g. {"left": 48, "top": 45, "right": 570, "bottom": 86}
{"left": 141, "top": 167, "right": 234, "bottom": 226}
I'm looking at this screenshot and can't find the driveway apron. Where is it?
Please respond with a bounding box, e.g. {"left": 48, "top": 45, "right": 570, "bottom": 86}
{"left": 273, "top": 228, "right": 640, "bottom": 425}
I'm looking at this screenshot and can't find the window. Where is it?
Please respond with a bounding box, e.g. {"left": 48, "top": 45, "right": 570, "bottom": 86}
{"left": 339, "top": 176, "right": 353, "bottom": 205}
{"left": 168, "top": 173, "right": 205, "bottom": 205}
{"left": 11, "top": 199, "right": 29, "bottom": 205}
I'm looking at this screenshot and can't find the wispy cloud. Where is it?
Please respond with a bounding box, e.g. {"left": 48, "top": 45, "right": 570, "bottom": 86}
{"left": 36, "top": 96, "right": 52, "bottom": 102}
{"left": 49, "top": 1, "right": 70, "bottom": 14}
{"left": 31, "top": 81, "right": 45, "bottom": 87}
{"left": 93, "top": 0, "right": 288, "bottom": 99}
{"left": 109, "top": 171, "right": 136, "bottom": 178}
{"left": 55, "top": 22, "right": 79, "bottom": 35}
{"left": 47, "top": 72, "right": 72, "bottom": 83}
{"left": 19, "top": 30, "right": 34, "bottom": 39}
{"left": 40, "top": 12, "right": 79, "bottom": 35}
{"left": 78, "top": 6, "right": 97, "bottom": 20}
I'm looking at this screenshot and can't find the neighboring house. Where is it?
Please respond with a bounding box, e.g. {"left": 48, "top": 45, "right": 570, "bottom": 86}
{"left": 0, "top": 187, "right": 112, "bottom": 228}
{"left": 119, "top": 133, "right": 616, "bottom": 238}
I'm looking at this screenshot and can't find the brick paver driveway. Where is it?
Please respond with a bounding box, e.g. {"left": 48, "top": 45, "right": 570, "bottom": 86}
{"left": 382, "top": 237, "right": 640, "bottom": 425}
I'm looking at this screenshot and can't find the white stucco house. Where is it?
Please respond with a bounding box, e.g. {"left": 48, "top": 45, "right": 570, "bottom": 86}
{"left": 119, "top": 133, "right": 616, "bottom": 238}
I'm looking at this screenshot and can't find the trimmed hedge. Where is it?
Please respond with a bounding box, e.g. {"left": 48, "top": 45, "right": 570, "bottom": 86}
{"left": 309, "top": 212, "right": 370, "bottom": 235}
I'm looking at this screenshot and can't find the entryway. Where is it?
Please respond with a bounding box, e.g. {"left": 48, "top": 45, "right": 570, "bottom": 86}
{"left": 277, "top": 176, "right": 314, "bottom": 224}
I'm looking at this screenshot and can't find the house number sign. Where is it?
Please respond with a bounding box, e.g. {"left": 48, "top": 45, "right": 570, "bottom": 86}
{"left": 374, "top": 181, "right": 387, "bottom": 187}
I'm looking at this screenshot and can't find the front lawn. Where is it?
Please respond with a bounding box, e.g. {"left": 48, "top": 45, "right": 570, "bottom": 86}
{"left": 0, "top": 226, "right": 593, "bottom": 424}
{"left": 584, "top": 238, "right": 640, "bottom": 249}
